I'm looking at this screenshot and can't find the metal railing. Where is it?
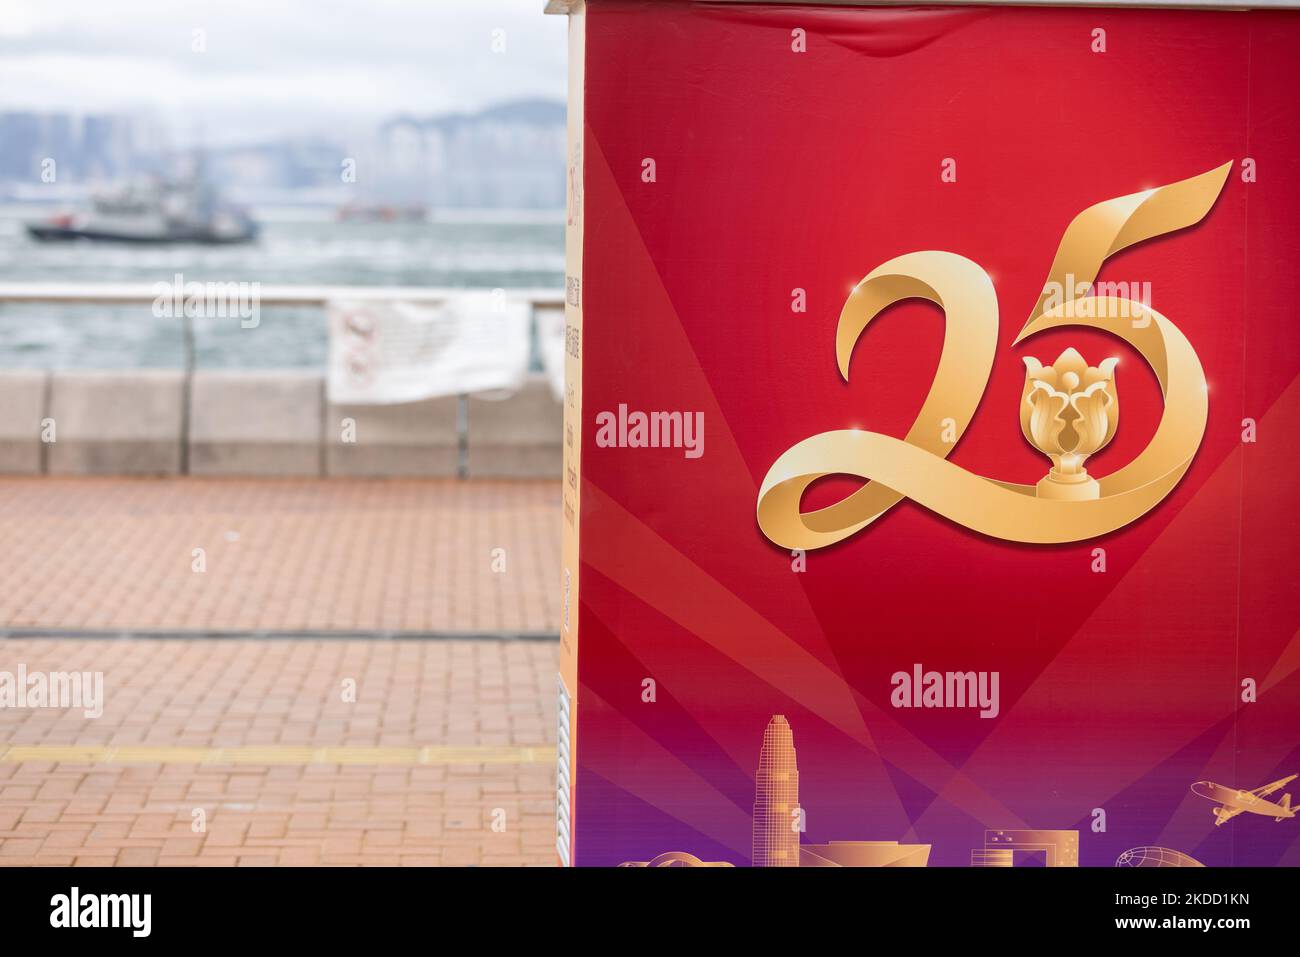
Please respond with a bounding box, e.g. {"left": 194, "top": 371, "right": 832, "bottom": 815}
{"left": 0, "top": 280, "right": 564, "bottom": 373}
{"left": 0, "top": 282, "right": 564, "bottom": 306}
{"left": 0, "top": 282, "right": 566, "bottom": 476}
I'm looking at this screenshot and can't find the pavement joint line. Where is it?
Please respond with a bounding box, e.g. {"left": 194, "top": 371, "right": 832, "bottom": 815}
{"left": 0, "top": 744, "right": 557, "bottom": 766}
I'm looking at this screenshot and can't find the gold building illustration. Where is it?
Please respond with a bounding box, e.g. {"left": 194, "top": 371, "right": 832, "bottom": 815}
{"left": 971, "top": 829, "right": 1079, "bottom": 867}
{"left": 752, "top": 715, "right": 801, "bottom": 866}
{"left": 618, "top": 852, "right": 734, "bottom": 867}
{"left": 800, "top": 841, "right": 930, "bottom": 867}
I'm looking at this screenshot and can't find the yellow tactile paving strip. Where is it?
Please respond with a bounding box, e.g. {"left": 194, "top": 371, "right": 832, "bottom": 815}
{"left": 0, "top": 477, "right": 561, "bottom": 634}
{"left": 0, "top": 638, "right": 559, "bottom": 866}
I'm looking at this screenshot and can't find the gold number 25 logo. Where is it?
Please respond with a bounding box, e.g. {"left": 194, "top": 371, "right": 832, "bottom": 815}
{"left": 757, "top": 163, "right": 1231, "bottom": 548}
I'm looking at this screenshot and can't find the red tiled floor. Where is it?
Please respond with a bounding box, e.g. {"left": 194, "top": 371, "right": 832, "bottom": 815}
{"left": 0, "top": 477, "right": 561, "bottom": 634}
{"left": 0, "top": 638, "right": 558, "bottom": 866}
{"left": 0, "top": 477, "right": 564, "bottom": 865}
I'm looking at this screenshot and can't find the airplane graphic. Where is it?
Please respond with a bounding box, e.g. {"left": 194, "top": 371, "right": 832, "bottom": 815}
{"left": 1190, "top": 774, "right": 1298, "bottom": 826}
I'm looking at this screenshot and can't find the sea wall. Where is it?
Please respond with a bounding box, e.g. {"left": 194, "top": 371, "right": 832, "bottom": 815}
{"left": 0, "top": 370, "right": 562, "bottom": 478}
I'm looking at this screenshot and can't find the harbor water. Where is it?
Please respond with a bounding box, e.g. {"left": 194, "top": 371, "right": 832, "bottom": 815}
{"left": 0, "top": 209, "right": 564, "bottom": 370}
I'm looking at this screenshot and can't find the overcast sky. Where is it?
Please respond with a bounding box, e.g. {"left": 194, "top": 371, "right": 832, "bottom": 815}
{"left": 0, "top": 0, "right": 568, "bottom": 144}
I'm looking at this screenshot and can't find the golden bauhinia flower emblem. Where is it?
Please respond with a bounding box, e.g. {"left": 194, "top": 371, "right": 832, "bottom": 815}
{"left": 756, "top": 163, "right": 1228, "bottom": 548}
{"left": 1021, "top": 347, "right": 1119, "bottom": 500}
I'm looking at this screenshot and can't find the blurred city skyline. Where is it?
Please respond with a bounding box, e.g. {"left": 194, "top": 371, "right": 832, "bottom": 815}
{"left": 0, "top": 0, "right": 567, "bottom": 146}
{"left": 0, "top": 1, "right": 569, "bottom": 209}
{"left": 0, "top": 99, "right": 568, "bottom": 208}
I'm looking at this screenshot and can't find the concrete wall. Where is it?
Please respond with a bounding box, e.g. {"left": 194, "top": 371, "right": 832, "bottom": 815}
{"left": 325, "top": 396, "right": 459, "bottom": 477}
{"left": 47, "top": 370, "right": 185, "bottom": 475}
{"left": 0, "top": 369, "right": 561, "bottom": 478}
{"left": 466, "top": 376, "right": 564, "bottom": 478}
{"left": 189, "top": 371, "right": 323, "bottom": 476}
{"left": 0, "top": 370, "right": 48, "bottom": 474}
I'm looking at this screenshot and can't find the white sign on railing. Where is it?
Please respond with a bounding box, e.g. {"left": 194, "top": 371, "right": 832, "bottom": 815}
{"left": 536, "top": 305, "right": 566, "bottom": 402}
{"left": 327, "top": 293, "right": 530, "bottom": 404}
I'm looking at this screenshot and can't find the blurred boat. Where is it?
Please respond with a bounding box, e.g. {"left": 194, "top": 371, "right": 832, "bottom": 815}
{"left": 25, "top": 176, "right": 258, "bottom": 245}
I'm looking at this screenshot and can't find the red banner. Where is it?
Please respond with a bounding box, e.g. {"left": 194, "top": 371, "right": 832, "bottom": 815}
{"left": 560, "top": 0, "right": 1300, "bottom": 868}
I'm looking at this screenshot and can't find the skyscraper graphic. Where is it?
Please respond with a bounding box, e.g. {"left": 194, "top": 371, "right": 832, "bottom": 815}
{"left": 752, "top": 715, "right": 801, "bottom": 866}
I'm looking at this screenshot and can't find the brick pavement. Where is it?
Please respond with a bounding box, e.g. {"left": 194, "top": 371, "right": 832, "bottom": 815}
{"left": 0, "top": 477, "right": 563, "bottom": 866}
{"left": 0, "top": 477, "right": 560, "bottom": 634}
{"left": 0, "top": 638, "right": 557, "bottom": 866}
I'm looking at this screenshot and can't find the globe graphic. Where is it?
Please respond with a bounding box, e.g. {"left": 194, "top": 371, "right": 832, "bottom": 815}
{"left": 1115, "top": 846, "right": 1204, "bottom": 868}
